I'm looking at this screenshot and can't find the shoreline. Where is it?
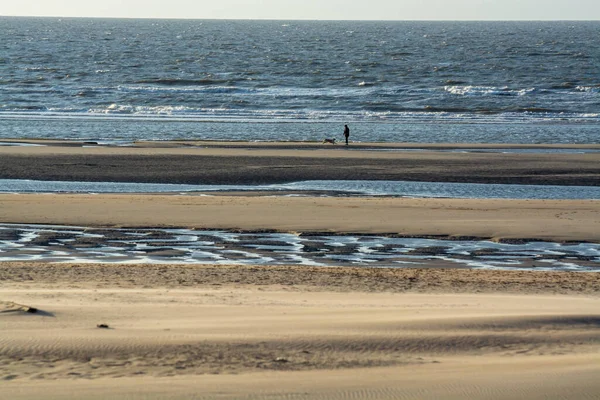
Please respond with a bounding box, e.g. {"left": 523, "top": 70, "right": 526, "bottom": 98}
{"left": 3, "top": 138, "right": 600, "bottom": 149}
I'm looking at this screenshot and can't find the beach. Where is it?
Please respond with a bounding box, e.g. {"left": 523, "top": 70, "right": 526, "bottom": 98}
{"left": 3, "top": 16, "right": 600, "bottom": 399}
{"left": 1, "top": 141, "right": 599, "bottom": 243}
{"left": 2, "top": 264, "right": 600, "bottom": 399}
{"left": 1, "top": 141, "right": 600, "bottom": 399}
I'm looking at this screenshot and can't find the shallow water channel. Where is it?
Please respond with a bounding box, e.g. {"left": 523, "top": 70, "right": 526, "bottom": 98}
{"left": 1, "top": 224, "right": 598, "bottom": 272}
{"left": 1, "top": 179, "right": 599, "bottom": 199}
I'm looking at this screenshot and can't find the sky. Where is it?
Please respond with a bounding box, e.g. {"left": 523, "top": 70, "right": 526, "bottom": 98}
{"left": 0, "top": 0, "right": 599, "bottom": 21}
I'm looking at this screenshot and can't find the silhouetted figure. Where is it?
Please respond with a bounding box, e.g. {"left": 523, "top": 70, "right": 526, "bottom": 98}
{"left": 343, "top": 125, "right": 350, "bottom": 145}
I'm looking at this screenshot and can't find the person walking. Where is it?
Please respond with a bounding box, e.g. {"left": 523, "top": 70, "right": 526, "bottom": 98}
{"left": 343, "top": 124, "right": 350, "bottom": 145}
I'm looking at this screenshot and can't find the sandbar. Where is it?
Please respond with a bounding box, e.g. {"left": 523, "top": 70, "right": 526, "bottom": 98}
{"left": 0, "top": 140, "right": 599, "bottom": 185}
{"left": 1, "top": 194, "right": 598, "bottom": 243}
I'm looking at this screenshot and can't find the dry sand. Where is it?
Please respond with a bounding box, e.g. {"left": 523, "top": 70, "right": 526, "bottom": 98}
{"left": 1, "top": 194, "right": 599, "bottom": 243}
{"left": 2, "top": 141, "right": 600, "bottom": 399}
{"left": 2, "top": 263, "right": 600, "bottom": 399}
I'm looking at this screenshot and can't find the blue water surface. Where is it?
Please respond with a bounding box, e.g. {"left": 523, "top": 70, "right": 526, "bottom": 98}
{"left": 1, "top": 18, "right": 599, "bottom": 143}
{"left": 1, "top": 179, "right": 598, "bottom": 200}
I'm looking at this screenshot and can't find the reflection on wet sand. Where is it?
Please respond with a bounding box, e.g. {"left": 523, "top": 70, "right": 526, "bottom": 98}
{"left": 1, "top": 224, "right": 598, "bottom": 271}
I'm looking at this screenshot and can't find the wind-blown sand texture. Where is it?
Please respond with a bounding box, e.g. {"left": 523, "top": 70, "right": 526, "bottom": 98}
{"left": 2, "top": 264, "right": 600, "bottom": 399}
{"left": 1, "top": 141, "right": 600, "bottom": 399}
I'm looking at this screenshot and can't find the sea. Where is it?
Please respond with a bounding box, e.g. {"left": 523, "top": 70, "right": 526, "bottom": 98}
{"left": 1, "top": 18, "right": 599, "bottom": 267}
{"left": 1, "top": 17, "right": 599, "bottom": 144}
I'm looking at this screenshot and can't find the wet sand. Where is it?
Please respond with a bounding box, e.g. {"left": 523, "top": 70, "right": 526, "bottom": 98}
{"left": 1, "top": 140, "right": 599, "bottom": 185}
{"left": 3, "top": 263, "right": 600, "bottom": 294}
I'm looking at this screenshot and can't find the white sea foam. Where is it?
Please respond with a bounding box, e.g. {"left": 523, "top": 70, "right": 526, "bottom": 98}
{"left": 576, "top": 86, "right": 600, "bottom": 93}
{"left": 443, "top": 85, "right": 538, "bottom": 97}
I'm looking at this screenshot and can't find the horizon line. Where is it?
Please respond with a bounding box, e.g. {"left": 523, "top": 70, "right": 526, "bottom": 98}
{"left": 1, "top": 15, "right": 599, "bottom": 22}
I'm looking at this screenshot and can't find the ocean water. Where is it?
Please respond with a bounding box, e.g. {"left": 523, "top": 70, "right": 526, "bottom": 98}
{"left": 1, "top": 179, "right": 599, "bottom": 199}
{"left": 1, "top": 17, "right": 599, "bottom": 143}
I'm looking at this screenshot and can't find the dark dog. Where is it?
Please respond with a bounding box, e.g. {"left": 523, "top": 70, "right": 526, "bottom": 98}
{"left": 322, "top": 138, "right": 336, "bottom": 144}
